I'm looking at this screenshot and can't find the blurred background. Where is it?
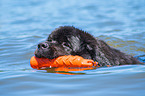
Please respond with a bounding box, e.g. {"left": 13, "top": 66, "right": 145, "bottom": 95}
{"left": 0, "top": 0, "right": 145, "bottom": 96}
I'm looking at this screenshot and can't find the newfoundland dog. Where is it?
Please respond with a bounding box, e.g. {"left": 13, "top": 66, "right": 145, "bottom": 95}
{"left": 35, "top": 26, "right": 142, "bottom": 66}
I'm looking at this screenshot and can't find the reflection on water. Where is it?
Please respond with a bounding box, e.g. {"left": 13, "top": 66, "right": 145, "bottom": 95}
{"left": 0, "top": 0, "right": 145, "bottom": 96}
{"left": 98, "top": 35, "right": 145, "bottom": 56}
{"left": 44, "top": 67, "right": 97, "bottom": 75}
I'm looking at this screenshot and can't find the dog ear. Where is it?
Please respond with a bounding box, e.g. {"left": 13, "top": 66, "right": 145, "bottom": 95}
{"left": 86, "top": 44, "right": 96, "bottom": 59}
{"left": 86, "top": 43, "right": 112, "bottom": 67}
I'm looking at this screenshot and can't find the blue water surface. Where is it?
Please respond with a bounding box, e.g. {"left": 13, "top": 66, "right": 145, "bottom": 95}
{"left": 0, "top": 0, "right": 145, "bottom": 96}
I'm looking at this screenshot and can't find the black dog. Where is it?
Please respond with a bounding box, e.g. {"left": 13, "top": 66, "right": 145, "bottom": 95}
{"left": 35, "top": 26, "right": 142, "bottom": 66}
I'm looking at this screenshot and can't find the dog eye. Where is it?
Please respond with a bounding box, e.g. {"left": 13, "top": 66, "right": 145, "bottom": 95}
{"left": 62, "top": 42, "right": 69, "bottom": 47}
{"left": 47, "top": 39, "right": 52, "bottom": 42}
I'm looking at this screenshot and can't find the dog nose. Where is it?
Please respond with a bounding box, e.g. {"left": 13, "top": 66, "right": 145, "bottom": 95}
{"left": 38, "top": 42, "right": 49, "bottom": 49}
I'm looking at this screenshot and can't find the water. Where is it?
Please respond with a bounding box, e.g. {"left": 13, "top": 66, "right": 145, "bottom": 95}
{"left": 0, "top": 0, "right": 145, "bottom": 96}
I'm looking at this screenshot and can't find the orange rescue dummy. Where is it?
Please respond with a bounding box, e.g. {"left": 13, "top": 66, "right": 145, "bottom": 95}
{"left": 30, "top": 55, "right": 98, "bottom": 69}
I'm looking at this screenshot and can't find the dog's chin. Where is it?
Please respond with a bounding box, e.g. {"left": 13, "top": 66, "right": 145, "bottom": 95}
{"left": 35, "top": 54, "right": 41, "bottom": 58}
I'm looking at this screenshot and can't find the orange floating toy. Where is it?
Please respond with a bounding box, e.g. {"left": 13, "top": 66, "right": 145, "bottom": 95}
{"left": 30, "top": 55, "right": 98, "bottom": 69}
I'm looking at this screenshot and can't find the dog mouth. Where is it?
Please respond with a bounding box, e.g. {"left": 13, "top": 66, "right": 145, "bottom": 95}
{"left": 34, "top": 48, "right": 56, "bottom": 59}
{"left": 34, "top": 46, "right": 64, "bottom": 59}
{"left": 35, "top": 52, "right": 57, "bottom": 59}
{"left": 34, "top": 48, "right": 43, "bottom": 58}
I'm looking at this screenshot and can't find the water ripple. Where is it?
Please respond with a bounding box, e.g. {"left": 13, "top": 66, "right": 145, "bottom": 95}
{"left": 0, "top": 0, "right": 145, "bottom": 96}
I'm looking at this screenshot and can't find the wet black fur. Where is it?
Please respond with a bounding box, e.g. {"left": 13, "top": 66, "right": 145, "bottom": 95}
{"left": 35, "top": 26, "right": 142, "bottom": 66}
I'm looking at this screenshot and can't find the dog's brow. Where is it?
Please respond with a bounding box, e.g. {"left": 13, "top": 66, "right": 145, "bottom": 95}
{"left": 45, "top": 40, "right": 57, "bottom": 43}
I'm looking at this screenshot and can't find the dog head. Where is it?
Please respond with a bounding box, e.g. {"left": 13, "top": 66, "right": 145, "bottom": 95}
{"left": 35, "top": 26, "right": 84, "bottom": 59}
